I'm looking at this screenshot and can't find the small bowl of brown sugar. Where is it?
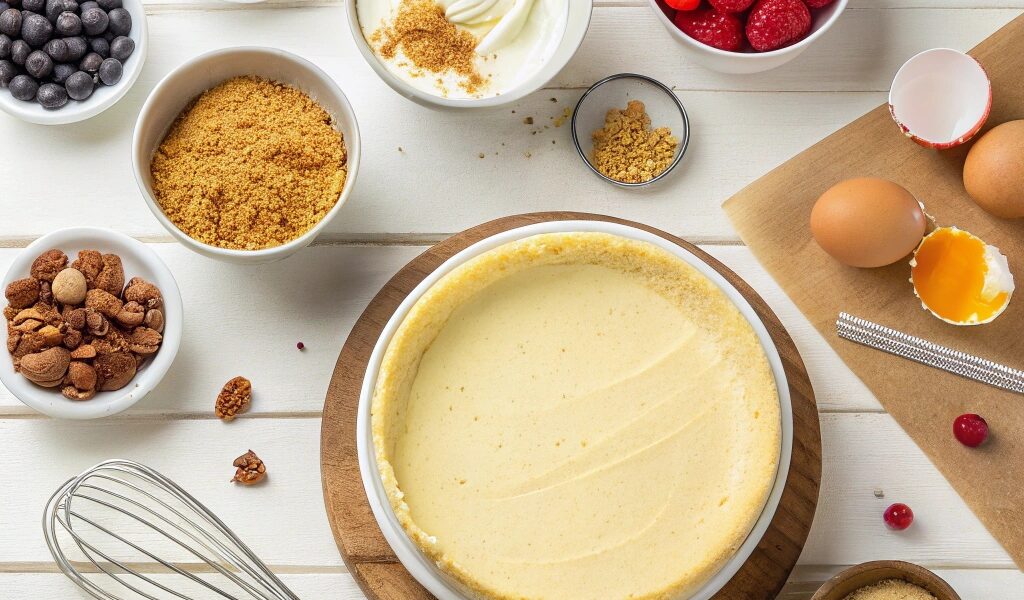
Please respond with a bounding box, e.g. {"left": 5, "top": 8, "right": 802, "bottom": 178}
{"left": 132, "top": 47, "right": 360, "bottom": 264}
{"left": 571, "top": 73, "right": 689, "bottom": 188}
{"left": 812, "top": 561, "right": 961, "bottom": 600}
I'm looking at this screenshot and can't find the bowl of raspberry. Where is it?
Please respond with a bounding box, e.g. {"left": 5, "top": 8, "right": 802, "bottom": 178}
{"left": 651, "top": 0, "right": 847, "bottom": 73}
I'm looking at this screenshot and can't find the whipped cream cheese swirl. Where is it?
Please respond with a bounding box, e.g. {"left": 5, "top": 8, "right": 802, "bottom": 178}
{"left": 442, "top": 0, "right": 538, "bottom": 54}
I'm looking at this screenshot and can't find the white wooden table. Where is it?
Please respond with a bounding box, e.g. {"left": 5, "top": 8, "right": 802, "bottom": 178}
{"left": 1, "top": 1, "right": 1022, "bottom": 597}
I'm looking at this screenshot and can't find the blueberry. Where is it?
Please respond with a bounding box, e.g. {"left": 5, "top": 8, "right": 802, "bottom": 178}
{"left": 45, "top": 0, "right": 75, "bottom": 22}
{"left": 43, "top": 35, "right": 65, "bottom": 59}
{"left": 87, "top": 34, "right": 105, "bottom": 56}
{"left": 9, "top": 73, "right": 36, "bottom": 100}
{"left": 0, "top": 32, "right": 9, "bottom": 58}
{"left": 79, "top": 5, "right": 104, "bottom": 35}
{"left": 10, "top": 37, "right": 27, "bottom": 63}
{"left": 36, "top": 80, "right": 65, "bottom": 107}
{"left": 50, "top": 59, "right": 71, "bottom": 81}
{"left": 108, "top": 33, "right": 129, "bottom": 59}
{"left": 63, "top": 66, "right": 89, "bottom": 97}
{"left": 20, "top": 12, "right": 51, "bottom": 47}
{"left": 24, "top": 47, "right": 50, "bottom": 76}
{"left": 0, "top": 3, "right": 9, "bottom": 12}
{"left": 63, "top": 33, "right": 84, "bottom": 58}
{"left": 96, "top": 0, "right": 118, "bottom": 8}
{"left": 77, "top": 48, "right": 98, "bottom": 71}
{"left": 0, "top": 8, "right": 21, "bottom": 37}
{"left": 96, "top": 54, "right": 116, "bottom": 83}
{"left": 0, "top": 58, "right": 15, "bottom": 85}
{"left": 54, "top": 10, "right": 78, "bottom": 34}
{"left": 105, "top": 6, "right": 126, "bottom": 35}
{"left": 22, "top": 0, "right": 43, "bottom": 12}
{"left": 78, "top": 0, "right": 96, "bottom": 10}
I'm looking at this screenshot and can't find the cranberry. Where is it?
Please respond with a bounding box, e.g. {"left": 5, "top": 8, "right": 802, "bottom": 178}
{"left": 953, "top": 413, "right": 989, "bottom": 447}
{"left": 296, "top": 341, "right": 305, "bottom": 351}
{"left": 884, "top": 503, "right": 914, "bottom": 530}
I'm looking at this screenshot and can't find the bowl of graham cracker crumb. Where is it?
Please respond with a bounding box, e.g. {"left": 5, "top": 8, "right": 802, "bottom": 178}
{"left": 811, "top": 561, "right": 961, "bottom": 600}
{"left": 131, "top": 47, "right": 360, "bottom": 264}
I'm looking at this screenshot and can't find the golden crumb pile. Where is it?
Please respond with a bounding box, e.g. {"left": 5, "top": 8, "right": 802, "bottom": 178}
{"left": 371, "top": 0, "right": 485, "bottom": 94}
{"left": 150, "top": 76, "right": 348, "bottom": 251}
{"left": 842, "top": 579, "right": 937, "bottom": 600}
{"left": 590, "top": 100, "right": 678, "bottom": 184}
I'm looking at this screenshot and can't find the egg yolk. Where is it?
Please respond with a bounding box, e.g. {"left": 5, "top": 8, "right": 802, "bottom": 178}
{"left": 911, "top": 228, "right": 1009, "bottom": 324}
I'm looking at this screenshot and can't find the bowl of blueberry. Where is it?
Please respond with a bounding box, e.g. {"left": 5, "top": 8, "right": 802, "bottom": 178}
{"left": 0, "top": 0, "right": 146, "bottom": 124}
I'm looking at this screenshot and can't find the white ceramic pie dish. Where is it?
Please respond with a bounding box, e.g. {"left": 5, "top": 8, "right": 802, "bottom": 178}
{"left": 356, "top": 220, "right": 794, "bottom": 600}
{"left": 345, "top": 0, "right": 592, "bottom": 110}
{"left": 0, "top": 227, "right": 182, "bottom": 419}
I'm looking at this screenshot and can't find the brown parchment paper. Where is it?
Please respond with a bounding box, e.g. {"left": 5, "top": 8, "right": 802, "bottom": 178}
{"left": 724, "top": 14, "right": 1024, "bottom": 568}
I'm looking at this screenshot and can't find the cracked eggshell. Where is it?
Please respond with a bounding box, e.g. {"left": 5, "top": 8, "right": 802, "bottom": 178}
{"left": 889, "top": 48, "right": 992, "bottom": 150}
{"left": 910, "top": 226, "right": 1014, "bottom": 326}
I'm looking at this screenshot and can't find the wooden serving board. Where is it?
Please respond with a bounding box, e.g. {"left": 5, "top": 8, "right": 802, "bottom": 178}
{"left": 320, "top": 212, "right": 822, "bottom": 600}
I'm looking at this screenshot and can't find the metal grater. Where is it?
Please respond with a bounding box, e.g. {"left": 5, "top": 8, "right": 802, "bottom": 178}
{"left": 836, "top": 312, "right": 1024, "bottom": 395}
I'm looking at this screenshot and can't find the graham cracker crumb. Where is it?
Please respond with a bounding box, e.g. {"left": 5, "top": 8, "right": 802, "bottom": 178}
{"left": 150, "top": 76, "right": 347, "bottom": 251}
{"left": 589, "top": 100, "right": 678, "bottom": 184}
{"left": 373, "top": 0, "right": 485, "bottom": 96}
{"left": 523, "top": 116, "right": 534, "bottom": 125}
{"left": 842, "top": 579, "right": 937, "bottom": 600}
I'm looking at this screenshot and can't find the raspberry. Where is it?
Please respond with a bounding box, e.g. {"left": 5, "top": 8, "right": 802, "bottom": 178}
{"left": 745, "top": 0, "right": 811, "bottom": 52}
{"left": 709, "top": 0, "right": 755, "bottom": 12}
{"left": 883, "top": 503, "right": 914, "bottom": 531}
{"left": 674, "top": 8, "right": 745, "bottom": 52}
{"left": 953, "top": 413, "right": 989, "bottom": 447}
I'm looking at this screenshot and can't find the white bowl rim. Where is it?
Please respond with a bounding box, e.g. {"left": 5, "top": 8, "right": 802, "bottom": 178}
{"left": 345, "top": 0, "right": 593, "bottom": 108}
{"left": 0, "top": 227, "right": 183, "bottom": 419}
{"left": 131, "top": 46, "right": 361, "bottom": 261}
{"left": 0, "top": 0, "right": 149, "bottom": 125}
{"left": 355, "top": 220, "right": 795, "bottom": 600}
{"left": 648, "top": 0, "right": 849, "bottom": 59}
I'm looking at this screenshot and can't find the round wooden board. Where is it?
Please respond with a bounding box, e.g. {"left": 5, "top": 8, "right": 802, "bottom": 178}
{"left": 321, "top": 212, "right": 822, "bottom": 600}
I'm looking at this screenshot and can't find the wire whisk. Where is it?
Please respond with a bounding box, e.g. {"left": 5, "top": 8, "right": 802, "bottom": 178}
{"left": 43, "top": 459, "right": 300, "bottom": 600}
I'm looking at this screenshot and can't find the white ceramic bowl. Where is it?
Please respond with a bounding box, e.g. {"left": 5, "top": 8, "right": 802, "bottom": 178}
{"left": 0, "top": 0, "right": 148, "bottom": 125}
{"left": 0, "top": 227, "right": 182, "bottom": 419}
{"left": 649, "top": 0, "right": 847, "bottom": 74}
{"left": 346, "top": 0, "right": 592, "bottom": 110}
{"left": 131, "top": 47, "right": 361, "bottom": 264}
{"left": 356, "top": 220, "right": 794, "bottom": 600}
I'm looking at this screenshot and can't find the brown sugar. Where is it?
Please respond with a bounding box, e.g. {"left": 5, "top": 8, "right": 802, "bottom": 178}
{"left": 842, "top": 579, "right": 937, "bottom": 600}
{"left": 590, "top": 100, "right": 678, "bottom": 184}
{"left": 150, "top": 76, "right": 348, "bottom": 251}
{"left": 371, "top": 0, "right": 485, "bottom": 95}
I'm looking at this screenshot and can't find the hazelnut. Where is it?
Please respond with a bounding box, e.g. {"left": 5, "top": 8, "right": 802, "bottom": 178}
{"left": 66, "top": 361, "right": 97, "bottom": 391}
{"left": 115, "top": 301, "right": 145, "bottom": 327}
{"left": 94, "top": 352, "right": 136, "bottom": 391}
{"left": 5, "top": 278, "right": 40, "bottom": 309}
{"left": 71, "top": 250, "right": 103, "bottom": 286}
{"left": 52, "top": 268, "right": 88, "bottom": 305}
{"left": 143, "top": 309, "right": 164, "bottom": 333}
{"left": 30, "top": 249, "right": 67, "bottom": 282}
{"left": 216, "top": 376, "right": 252, "bottom": 420}
{"left": 19, "top": 347, "right": 71, "bottom": 387}
{"left": 85, "top": 308, "right": 109, "bottom": 337}
{"left": 65, "top": 308, "right": 86, "bottom": 330}
{"left": 63, "top": 328, "right": 83, "bottom": 350}
{"left": 85, "top": 288, "right": 123, "bottom": 319}
{"left": 93, "top": 254, "right": 125, "bottom": 296}
{"left": 231, "top": 450, "right": 267, "bottom": 485}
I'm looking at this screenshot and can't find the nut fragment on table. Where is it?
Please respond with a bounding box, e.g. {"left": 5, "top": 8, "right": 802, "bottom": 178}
{"left": 216, "top": 376, "right": 252, "bottom": 420}
{"left": 231, "top": 450, "right": 267, "bottom": 485}
{"left": 4, "top": 248, "right": 166, "bottom": 401}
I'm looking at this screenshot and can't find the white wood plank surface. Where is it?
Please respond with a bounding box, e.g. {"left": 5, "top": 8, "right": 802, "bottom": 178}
{"left": 1, "top": 0, "right": 1020, "bottom": 597}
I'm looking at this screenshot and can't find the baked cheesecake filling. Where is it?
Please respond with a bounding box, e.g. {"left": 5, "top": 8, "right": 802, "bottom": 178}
{"left": 372, "top": 233, "right": 781, "bottom": 600}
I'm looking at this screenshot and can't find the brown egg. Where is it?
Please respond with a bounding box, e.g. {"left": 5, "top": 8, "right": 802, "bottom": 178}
{"left": 810, "top": 178, "right": 927, "bottom": 268}
{"left": 964, "top": 120, "right": 1024, "bottom": 219}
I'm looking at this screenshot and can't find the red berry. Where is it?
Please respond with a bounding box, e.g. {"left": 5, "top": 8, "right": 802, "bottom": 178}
{"left": 953, "top": 413, "right": 989, "bottom": 447}
{"left": 804, "top": 0, "right": 836, "bottom": 7}
{"left": 709, "top": 0, "right": 754, "bottom": 12}
{"left": 296, "top": 341, "right": 305, "bottom": 351}
{"left": 674, "top": 8, "right": 745, "bottom": 52}
{"left": 665, "top": 0, "right": 702, "bottom": 9}
{"left": 745, "top": 0, "right": 811, "bottom": 52}
{"left": 883, "top": 503, "right": 914, "bottom": 530}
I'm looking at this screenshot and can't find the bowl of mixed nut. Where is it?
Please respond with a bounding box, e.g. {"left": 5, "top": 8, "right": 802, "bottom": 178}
{"left": 1, "top": 227, "right": 181, "bottom": 418}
